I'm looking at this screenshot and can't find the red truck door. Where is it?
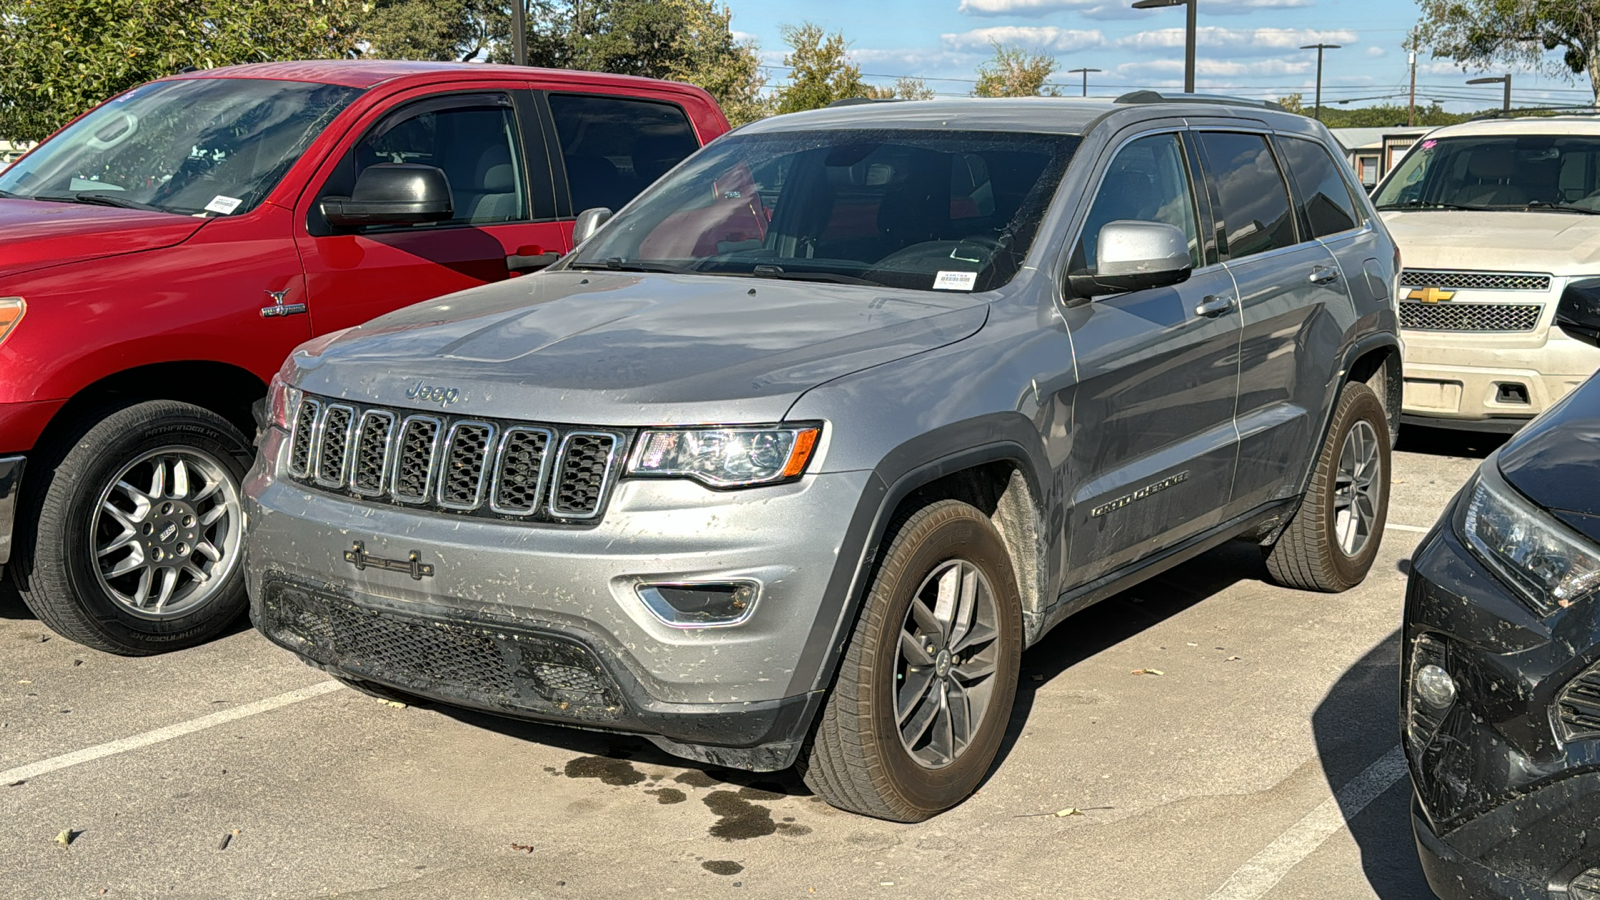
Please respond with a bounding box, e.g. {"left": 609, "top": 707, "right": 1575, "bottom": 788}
{"left": 293, "top": 84, "right": 567, "bottom": 334}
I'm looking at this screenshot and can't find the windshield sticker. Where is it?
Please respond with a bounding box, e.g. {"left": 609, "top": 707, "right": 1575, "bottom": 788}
{"left": 204, "top": 195, "right": 243, "bottom": 215}
{"left": 934, "top": 271, "right": 978, "bottom": 291}
{"left": 1420, "top": 139, "right": 1437, "bottom": 151}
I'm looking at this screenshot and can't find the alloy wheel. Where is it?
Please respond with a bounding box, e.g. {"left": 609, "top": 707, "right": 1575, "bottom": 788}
{"left": 1333, "top": 419, "right": 1382, "bottom": 557}
{"left": 895, "top": 558, "right": 1003, "bottom": 769}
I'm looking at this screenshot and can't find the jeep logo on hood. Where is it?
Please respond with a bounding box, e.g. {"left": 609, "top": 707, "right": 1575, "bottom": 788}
{"left": 405, "top": 381, "right": 460, "bottom": 406}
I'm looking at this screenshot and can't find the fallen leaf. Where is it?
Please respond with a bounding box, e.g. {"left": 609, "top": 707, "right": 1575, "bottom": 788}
{"left": 54, "top": 829, "right": 75, "bottom": 848}
{"left": 510, "top": 843, "right": 535, "bottom": 854}
{"left": 380, "top": 699, "right": 407, "bottom": 709}
{"left": 1226, "top": 656, "right": 1241, "bottom": 662}
{"left": 1054, "top": 807, "right": 1084, "bottom": 817}
{"left": 1130, "top": 668, "right": 1164, "bottom": 676}
{"left": 1186, "top": 642, "right": 1197, "bottom": 647}
{"left": 217, "top": 833, "right": 233, "bottom": 851}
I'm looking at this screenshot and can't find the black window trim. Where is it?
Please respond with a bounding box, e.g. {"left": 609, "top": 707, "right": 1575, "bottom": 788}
{"left": 1188, "top": 125, "right": 1306, "bottom": 263}
{"left": 540, "top": 89, "right": 700, "bottom": 222}
{"left": 1270, "top": 132, "right": 1367, "bottom": 242}
{"left": 307, "top": 88, "right": 559, "bottom": 238}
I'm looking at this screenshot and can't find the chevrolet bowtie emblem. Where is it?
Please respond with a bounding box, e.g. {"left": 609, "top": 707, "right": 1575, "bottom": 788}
{"left": 1407, "top": 286, "right": 1456, "bottom": 303}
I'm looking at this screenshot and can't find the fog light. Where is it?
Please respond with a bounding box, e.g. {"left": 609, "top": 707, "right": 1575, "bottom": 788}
{"left": 1416, "top": 664, "right": 1457, "bottom": 709}
{"left": 637, "top": 581, "right": 759, "bottom": 628}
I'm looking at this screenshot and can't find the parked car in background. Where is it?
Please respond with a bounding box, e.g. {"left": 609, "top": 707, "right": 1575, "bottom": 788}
{"left": 246, "top": 92, "right": 1401, "bottom": 820}
{"left": 1403, "top": 294, "right": 1600, "bottom": 899}
{"left": 0, "top": 60, "right": 728, "bottom": 655}
{"left": 1374, "top": 115, "right": 1600, "bottom": 432}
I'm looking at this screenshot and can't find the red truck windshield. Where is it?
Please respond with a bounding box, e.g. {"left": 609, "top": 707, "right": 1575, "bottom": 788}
{"left": 0, "top": 78, "right": 360, "bottom": 216}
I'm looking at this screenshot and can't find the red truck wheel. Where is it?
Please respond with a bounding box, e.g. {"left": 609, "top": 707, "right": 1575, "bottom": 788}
{"left": 14, "top": 400, "right": 253, "bottom": 654}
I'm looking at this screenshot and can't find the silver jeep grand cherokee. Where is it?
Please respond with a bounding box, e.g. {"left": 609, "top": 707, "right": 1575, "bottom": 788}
{"left": 246, "top": 93, "right": 1402, "bottom": 821}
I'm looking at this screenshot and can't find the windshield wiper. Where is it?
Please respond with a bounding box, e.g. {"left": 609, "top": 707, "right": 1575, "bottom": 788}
{"left": 748, "top": 264, "right": 878, "bottom": 286}
{"left": 70, "top": 191, "right": 163, "bottom": 212}
{"left": 1525, "top": 201, "right": 1600, "bottom": 215}
{"left": 0, "top": 189, "right": 24, "bottom": 200}
{"left": 1374, "top": 200, "right": 1492, "bottom": 212}
{"left": 569, "top": 258, "right": 694, "bottom": 275}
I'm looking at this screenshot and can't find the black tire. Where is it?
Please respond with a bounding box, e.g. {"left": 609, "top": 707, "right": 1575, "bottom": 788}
{"left": 1264, "top": 381, "right": 1391, "bottom": 592}
{"left": 798, "top": 499, "right": 1022, "bottom": 821}
{"left": 12, "top": 400, "right": 253, "bottom": 655}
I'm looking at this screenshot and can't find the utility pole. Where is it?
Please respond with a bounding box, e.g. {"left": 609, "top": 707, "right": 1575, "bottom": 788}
{"left": 511, "top": 0, "right": 526, "bottom": 65}
{"left": 1300, "top": 43, "right": 1340, "bottom": 121}
{"left": 1131, "top": 0, "right": 1196, "bottom": 93}
{"left": 1467, "top": 74, "right": 1512, "bottom": 113}
{"left": 1068, "top": 67, "right": 1103, "bottom": 97}
{"left": 1407, "top": 29, "right": 1417, "bottom": 126}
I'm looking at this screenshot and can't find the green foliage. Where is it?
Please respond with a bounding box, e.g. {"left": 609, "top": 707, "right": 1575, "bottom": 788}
{"left": 0, "top": 0, "right": 361, "bottom": 142}
{"left": 359, "top": 0, "right": 505, "bottom": 62}
{"left": 973, "top": 42, "right": 1060, "bottom": 98}
{"left": 1273, "top": 92, "right": 1479, "bottom": 127}
{"left": 1416, "top": 0, "right": 1600, "bottom": 101}
{"left": 893, "top": 76, "right": 937, "bottom": 101}
{"left": 773, "top": 23, "right": 883, "bottom": 114}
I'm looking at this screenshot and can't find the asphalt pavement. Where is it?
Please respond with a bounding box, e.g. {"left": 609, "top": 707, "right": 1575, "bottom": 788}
{"left": 0, "top": 426, "right": 1513, "bottom": 900}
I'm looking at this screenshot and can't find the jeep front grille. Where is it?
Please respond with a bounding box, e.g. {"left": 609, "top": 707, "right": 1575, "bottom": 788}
{"left": 285, "top": 394, "right": 626, "bottom": 523}
{"left": 1400, "top": 269, "right": 1552, "bottom": 292}
{"left": 1557, "top": 661, "right": 1600, "bottom": 741}
{"left": 1400, "top": 301, "right": 1542, "bottom": 332}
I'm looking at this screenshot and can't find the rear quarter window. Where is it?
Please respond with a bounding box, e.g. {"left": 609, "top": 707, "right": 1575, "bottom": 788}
{"left": 1277, "top": 136, "right": 1361, "bottom": 238}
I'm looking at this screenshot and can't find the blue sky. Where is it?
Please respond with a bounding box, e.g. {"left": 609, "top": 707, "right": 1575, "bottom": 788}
{"left": 722, "top": 0, "right": 1596, "bottom": 112}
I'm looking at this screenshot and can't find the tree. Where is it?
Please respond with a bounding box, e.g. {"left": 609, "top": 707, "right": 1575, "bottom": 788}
{"left": 894, "top": 76, "right": 937, "bottom": 101}
{"left": 973, "top": 42, "right": 1060, "bottom": 98}
{"left": 359, "top": 0, "right": 505, "bottom": 62}
{"left": 1416, "top": 0, "right": 1600, "bottom": 102}
{"left": 773, "top": 22, "right": 885, "bottom": 114}
{"left": 0, "top": 0, "right": 362, "bottom": 142}
{"left": 1272, "top": 95, "right": 1477, "bottom": 128}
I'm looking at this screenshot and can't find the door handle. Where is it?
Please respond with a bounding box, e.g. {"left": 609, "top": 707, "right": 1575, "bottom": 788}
{"left": 1195, "top": 295, "right": 1236, "bottom": 317}
{"left": 1309, "top": 265, "right": 1340, "bottom": 285}
{"left": 507, "top": 251, "right": 561, "bottom": 274}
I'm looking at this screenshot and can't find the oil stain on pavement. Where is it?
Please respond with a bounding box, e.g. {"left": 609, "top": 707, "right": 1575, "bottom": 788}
{"left": 563, "top": 756, "right": 646, "bottom": 786}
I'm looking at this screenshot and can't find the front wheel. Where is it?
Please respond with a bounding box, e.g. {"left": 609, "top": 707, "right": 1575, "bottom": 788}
{"left": 798, "top": 499, "right": 1022, "bottom": 821}
{"left": 1264, "top": 380, "right": 1391, "bottom": 592}
{"left": 14, "top": 400, "right": 252, "bottom": 654}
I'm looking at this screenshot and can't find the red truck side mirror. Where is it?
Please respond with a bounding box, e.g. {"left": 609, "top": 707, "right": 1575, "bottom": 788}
{"left": 319, "top": 163, "right": 453, "bottom": 229}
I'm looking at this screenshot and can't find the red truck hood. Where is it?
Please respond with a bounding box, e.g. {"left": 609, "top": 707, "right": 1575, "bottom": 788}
{"left": 0, "top": 198, "right": 208, "bottom": 278}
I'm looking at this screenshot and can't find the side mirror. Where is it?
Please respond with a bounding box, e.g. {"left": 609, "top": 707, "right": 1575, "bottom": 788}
{"left": 1556, "top": 278, "right": 1600, "bottom": 347}
{"left": 1067, "top": 220, "right": 1192, "bottom": 297}
{"left": 320, "top": 164, "right": 453, "bottom": 228}
{"left": 573, "top": 207, "right": 613, "bottom": 244}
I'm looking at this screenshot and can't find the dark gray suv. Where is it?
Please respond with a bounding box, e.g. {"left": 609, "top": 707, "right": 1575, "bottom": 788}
{"left": 244, "top": 93, "right": 1403, "bottom": 821}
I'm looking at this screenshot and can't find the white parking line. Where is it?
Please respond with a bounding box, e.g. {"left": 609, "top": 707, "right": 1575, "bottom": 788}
{"left": 1387, "top": 524, "right": 1431, "bottom": 533}
{"left": 0, "top": 680, "right": 342, "bottom": 785}
{"left": 1206, "top": 745, "right": 1408, "bottom": 900}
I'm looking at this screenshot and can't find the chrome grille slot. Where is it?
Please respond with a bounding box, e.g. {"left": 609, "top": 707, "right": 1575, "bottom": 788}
{"left": 1400, "top": 301, "right": 1542, "bottom": 332}
{"left": 391, "top": 416, "right": 442, "bottom": 503}
{"left": 438, "top": 421, "right": 495, "bottom": 510}
{"left": 315, "top": 405, "right": 355, "bottom": 488}
{"left": 1400, "top": 269, "right": 1551, "bottom": 292}
{"left": 551, "top": 432, "right": 619, "bottom": 519}
{"left": 285, "top": 394, "right": 626, "bottom": 525}
{"left": 491, "top": 426, "right": 554, "bottom": 515}
{"left": 1558, "top": 661, "right": 1600, "bottom": 741}
{"left": 350, "top": 410, "right": 395, "bottom": 496}
{"left": 287, "top": 398, "right": 322, "bottom": 478}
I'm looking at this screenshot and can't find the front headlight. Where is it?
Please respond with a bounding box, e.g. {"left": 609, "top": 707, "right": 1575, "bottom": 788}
{"left": 266, "top": 367, "right": 302, "bottom": 431}
{"left": 627, "top": 424, "right": 821, "bottom": 488}
{"left": 1460, "top": 463, "right": 1600, "bottom": 616}
{"left": 0, "top": 297, "right": 24, "bottom": 347}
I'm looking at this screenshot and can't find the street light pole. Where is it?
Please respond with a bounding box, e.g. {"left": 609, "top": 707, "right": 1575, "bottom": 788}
{"left": 1068, "top": 67, "right": 1103, "bottom": 97}
{"left": 1131, "top": 0, "right": 1195, "bottom": 93}
{"left": 511, "top": 0, "right": 527, "bottom": 65}
{"left": 1467, "top": 74, "right": 1512, "bottom": 112}
{"left": 1300, "top": 43, "right": 1340, "bottom": 121}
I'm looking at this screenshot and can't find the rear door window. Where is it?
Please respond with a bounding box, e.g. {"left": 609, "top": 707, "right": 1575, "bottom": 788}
{"left": 1277, "top": 136, "right": 1360, "bottom": 237}
{"left": 1195, "top": 132, "right": 1298, "bottom": 260}
{"left": 547, "top": 94, "right": 699, "bottom": 214}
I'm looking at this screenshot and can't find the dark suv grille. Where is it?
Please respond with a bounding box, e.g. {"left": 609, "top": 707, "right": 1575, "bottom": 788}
{"left": 1400, "top": 269, "right": 1552, "bottom": 292}
{"left": 1400, "top": 302, "right": 1542, "bottom": 332}
{"left": 1557, "top": 661, "right": 1600, "bottom": 741}
{"left": 286, "top": 394, "right": 625, "bottom": 523}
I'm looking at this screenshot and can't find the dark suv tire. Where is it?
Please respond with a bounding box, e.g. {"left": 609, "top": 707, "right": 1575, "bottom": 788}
{"left": 799, "top": 499, "right": 1022, "bottom": 821}
{"left": 1264, "top": 381, "right": 1391, "bottom": 592}
{"left": 13, "top": 400, "right": 253, "bottom": 655}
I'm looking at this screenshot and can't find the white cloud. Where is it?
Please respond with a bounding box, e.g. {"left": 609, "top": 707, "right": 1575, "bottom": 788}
{"left": 959, "top": 0, "right": 1311, "bottom": 16}
{"left": 731, "top": 30, "right": 759, "bottom": 46}
{"left": 1114, "top": 27, "right": 1357, "bottom": 54}
{"left": 1202, "top": 0, "right": 1317, "bottom": 15}
{"left": 940, "top": 26, "right": 1106, "bottom": 53}
{"left": 1115, "top": 56, "right": 1314, "bottom": 78}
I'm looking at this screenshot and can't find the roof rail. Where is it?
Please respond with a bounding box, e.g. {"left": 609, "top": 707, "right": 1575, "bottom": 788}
{"left": 827, "top": 97, "right": 902, "bottom": 108}
{"left": 1468, "top": 105, "right": 1600, "bottom": 121}
{"left": 1114, "top": 90, "right": 1289, "bottom": 112}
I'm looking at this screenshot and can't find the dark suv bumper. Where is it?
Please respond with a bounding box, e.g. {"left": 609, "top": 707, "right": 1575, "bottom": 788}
{"left": 252, "top": 575, "right": 823, "bottom": 771}
{"left": 1404, "top": 489, "right": 1600, "bottom": 899}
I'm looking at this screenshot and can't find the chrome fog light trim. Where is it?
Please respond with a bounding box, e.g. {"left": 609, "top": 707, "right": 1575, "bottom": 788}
{"left": 636, "top": 581, "right": 760, "bottom": 629}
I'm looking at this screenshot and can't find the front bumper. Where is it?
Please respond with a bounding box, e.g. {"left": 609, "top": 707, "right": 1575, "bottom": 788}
{"left": 0, "top": 455, "right": 22, "bottom": 566}
{"left": 1404, "top": 490, "right": 1600, "bottom": 897}
{"left": 1401, "top": 329, "right": 1600, "bottom": 428}
{"left": 244, "top": 427, "right": 872, "bottom": 769}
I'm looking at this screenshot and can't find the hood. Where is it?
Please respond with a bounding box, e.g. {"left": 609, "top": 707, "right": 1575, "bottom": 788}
{"left": 0, "top": 199, "right": 208, "bottom": 278}
{"left": 1498, "top": 372, "right": 1600, "bottom": 542}
{"left": 294, "top": 271, "right": 990, "bottom": 425}
{"left": 1380, "top": 210, "right": 1600, "bottom": 276}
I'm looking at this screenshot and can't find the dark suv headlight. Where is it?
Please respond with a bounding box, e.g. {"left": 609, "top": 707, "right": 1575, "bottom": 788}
{"left": 1460, "top": 463, "right": 1600, "bottom": 616}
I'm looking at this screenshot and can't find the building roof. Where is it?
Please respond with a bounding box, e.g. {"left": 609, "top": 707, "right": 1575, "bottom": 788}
{"left": 1328, "top": 127, "right": 1430, "bottom": 151}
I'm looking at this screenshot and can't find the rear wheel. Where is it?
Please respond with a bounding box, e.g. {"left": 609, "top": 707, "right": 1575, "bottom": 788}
{"left": 14, "top": 400, "right": 252, "bottom": 654}
{"left": 798, "top": 499, "right": 1022, "bottom": 821}
{"left": 1264, "top": 380, "right": 1390, "bottom": 592}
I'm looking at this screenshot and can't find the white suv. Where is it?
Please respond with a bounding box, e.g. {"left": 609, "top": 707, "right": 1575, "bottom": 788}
{"left": 1375, "top": 116, "right": 1600, "bottom": 431}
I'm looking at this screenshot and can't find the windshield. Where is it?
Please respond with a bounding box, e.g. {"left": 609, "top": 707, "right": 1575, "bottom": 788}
{"left": 1374, "top": 133, "right": 1600, "bottom": 212}
{"left": 0, "top": 78, "right": 361, "bottom": 216}
{"left": 569, "top": 129, "right": 1080, "bottom": 292}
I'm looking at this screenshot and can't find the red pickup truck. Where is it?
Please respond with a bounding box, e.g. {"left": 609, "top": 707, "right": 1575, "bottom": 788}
{"left": 0, "top": 61, "right": 728, "bottom": 654}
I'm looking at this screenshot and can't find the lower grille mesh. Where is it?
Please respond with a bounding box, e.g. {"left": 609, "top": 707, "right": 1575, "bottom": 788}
{"left": 1400, "top": 301, "right": 1542, "bottom": 332}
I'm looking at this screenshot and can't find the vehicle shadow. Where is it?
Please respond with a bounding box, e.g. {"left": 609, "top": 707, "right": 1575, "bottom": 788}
{"left": 1397, "top": 423, "right": 1512, "bottom": 459}
{"left": 0, "top": 576, "right": 30, "bottom": 620}
{"left": 1311, "top": 629, "right": 1436, "bottom": 899}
